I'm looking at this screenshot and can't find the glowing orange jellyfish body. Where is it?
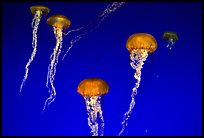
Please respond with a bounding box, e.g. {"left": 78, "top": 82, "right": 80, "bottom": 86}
{"left": 47, "top": 14, "right": 71, "bottom": 29}
{"left": 126, "top": 33, "right": 157, "bottom": 53}
{"left": 78, "top": 78, "right": 109, "bottom": 97}
{"left": 77, "top": 78, "right": 109, "bottom": 136}
{"left": 30, "top": 5, "right": 50, "bottom": 15}
{"left": 119, "top": 33, "right": 157, "bottom": 136}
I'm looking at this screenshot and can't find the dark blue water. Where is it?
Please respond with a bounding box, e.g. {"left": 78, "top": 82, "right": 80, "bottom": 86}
{"left": 2, "top": 2, "right": 202, "bottom": 136}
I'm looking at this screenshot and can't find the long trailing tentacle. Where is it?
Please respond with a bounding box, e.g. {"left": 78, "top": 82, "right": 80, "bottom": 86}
{"left": 62, "top": 2, "right": 126, "bottom": 61}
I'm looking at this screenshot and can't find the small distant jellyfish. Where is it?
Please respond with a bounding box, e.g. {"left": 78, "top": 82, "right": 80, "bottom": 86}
{"left": 119, "top": 33, "right": 157, "bottom": 136}
{"left": 41, "top": 15, "right": 71, "bottom": 113}
{"left": 77, "top": 78, "right": 109, "bottom": 136}
{"left": 162, "top": 31, "right": 178, "bottom": 50}
{"left": 19, "top": 5, "right": 50, "bottom": 95}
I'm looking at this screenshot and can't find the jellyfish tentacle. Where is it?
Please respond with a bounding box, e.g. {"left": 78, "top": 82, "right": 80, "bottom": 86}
{"left": 62, "top": 2, "right": 126, "bottom": 61}
{"left": 62, "top": 31, "right": 88, "bottom": 60}
{"left": 63, "top": 25, "right": 84, "bottom": 36}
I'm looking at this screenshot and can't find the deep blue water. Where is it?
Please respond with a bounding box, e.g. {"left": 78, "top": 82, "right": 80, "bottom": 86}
{"left": 2, "top": 2, "right": 202, "bottom": 136}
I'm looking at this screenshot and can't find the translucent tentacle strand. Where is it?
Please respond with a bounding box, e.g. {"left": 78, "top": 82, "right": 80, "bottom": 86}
{"left": 119, "top": 49, "right": 148, "bottom": 136}
{"left": 41, "top": 27, "right": 63, "bottom": 113}
{"left": 62, "top": 2, "right": 126, "bottom": 60}
{"left": 62, "top": 32, "right": 87, "bottom": 60}
{"left": 19, "top": 10, "right": 42, "bottom": 95}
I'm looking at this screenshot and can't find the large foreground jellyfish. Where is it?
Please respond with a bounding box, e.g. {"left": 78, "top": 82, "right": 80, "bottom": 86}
{"left": 162, "top": 31, "right": 178, "bottom": 50}
{"left": 41, "top": 15, "right": 71, "bottom": 113}
{"left": 119, "top": 33, "right": 157, "bottom": 135}
{"left": 77, "top": 78, "right": 109, "bottom": 136}
{"left": 62, "top": 2, "right": 126, "bottom": 60}
{"left": 19, "top": 5, "right": 50, "bottom": 95}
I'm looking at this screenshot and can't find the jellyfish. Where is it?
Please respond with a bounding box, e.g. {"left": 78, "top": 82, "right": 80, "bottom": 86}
{"left": 162, "top": 31, "right": 178, "bottom": 50}
{"left": 118, "top": 33, "right": 157, "bottom": 136}
{"left": 77, "top": 78, "right": 109, "bottom": 136}
{"left": 19, "top": 5, "right": 50, "bottom": 95}
{"left": 62, "top": 2, "right": 126, "bottom": 61}
{"left": 41, "top": 15, "right": 71, "bottom": 113}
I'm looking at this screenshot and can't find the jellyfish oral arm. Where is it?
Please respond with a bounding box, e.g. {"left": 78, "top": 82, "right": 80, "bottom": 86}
{"left": 41, "top": 27, "right": 63, "bottom": 113}
{"left": 169, "top": 38, "right": 176, "bottom": 49}
{"left": 85, "top": 96, "right": 99, "bottom": 136}
{"left": 84, "top": 96, "right": 104, "bottom": 136}
{"left": 119, "top": 49, "right": 148, "bottom": 136}
{"left": 31, "top": 10, "right": 42, "bottom": 28}
{"left": 19, "top": 10, "right": 42, "bottom": 94}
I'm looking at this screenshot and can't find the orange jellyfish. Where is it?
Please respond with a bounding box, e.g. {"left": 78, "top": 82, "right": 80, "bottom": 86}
{"left": 20, "top": 5, "right": 50, "bottom": 95}
{"left": 77, "top": 78, "right": 109, "bottom": 136}
{"left": 41, "top": 15, "right": 71, "bottom": 113}
{"left": 119, "top": 33, "right": 157, "bottom": 135}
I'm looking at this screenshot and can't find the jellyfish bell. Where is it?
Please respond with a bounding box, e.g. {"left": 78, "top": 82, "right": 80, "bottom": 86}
{"left": 77, "top": 78, "right": 109, "bottom": 136}
{"left": 162, "top": 31, "right": 178, "bottom": 41}
{"left": 162, "top": 31, "right": 178, "bottom": 49}
{"left": 126, "top": 33, "right": 157, "bottom": 54}
{"left": 47, "top": 14, "right": 71, "bottom": 29}
{"left": 77, "top": 78, "right": 109, "bottom": 97}
{"left": 30, "top": 5, "right": 50, "bottom": 15}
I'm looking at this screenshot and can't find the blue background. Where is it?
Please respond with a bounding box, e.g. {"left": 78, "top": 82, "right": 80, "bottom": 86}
{"left": 2, "top": 2, "right": 202, "bottom": 136}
